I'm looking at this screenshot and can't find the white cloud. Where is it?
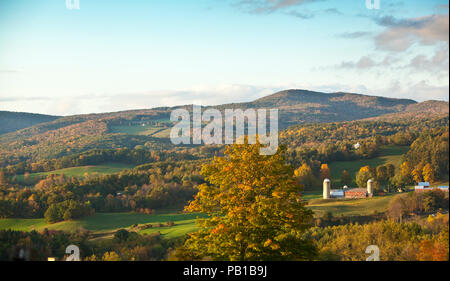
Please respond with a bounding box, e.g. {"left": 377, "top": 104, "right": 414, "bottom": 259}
{"left": 374, "top": 14, "right": 449, "bottom": 52}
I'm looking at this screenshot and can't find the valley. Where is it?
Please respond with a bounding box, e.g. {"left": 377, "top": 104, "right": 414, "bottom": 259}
{"left": 0, "top": 89, "right": 448, "bottom": 261}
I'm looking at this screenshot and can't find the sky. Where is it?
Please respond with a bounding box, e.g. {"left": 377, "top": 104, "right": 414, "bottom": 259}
{"left": 0, "top": 0, "right": 448, "bottom": 115}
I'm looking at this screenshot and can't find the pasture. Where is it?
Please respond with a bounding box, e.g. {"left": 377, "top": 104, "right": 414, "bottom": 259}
{"left": 328, "top": 145, "right": 409, "bottom": 186}
{"left": 307, "top": 194, "right": 397, "bottom": 217}
{"left": 16, "top": 162, "right": 135, "bottom": 183}
{"left": 109, "top": 120, "right": 172, "bottom": 138}
{"left": 0, "top": 212, "right": 207, "bottom": 239}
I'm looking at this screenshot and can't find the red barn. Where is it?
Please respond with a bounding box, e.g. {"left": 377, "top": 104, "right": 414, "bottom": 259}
{"left": 344, "top": 188, "right": 369, "bottom": 198}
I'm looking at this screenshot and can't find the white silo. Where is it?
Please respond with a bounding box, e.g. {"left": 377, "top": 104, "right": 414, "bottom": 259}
{"left": 323, "top": 178, "right": 331, "bottom": 199}
{"left": 367, "top": 179, "right": 374, "bottom": 197}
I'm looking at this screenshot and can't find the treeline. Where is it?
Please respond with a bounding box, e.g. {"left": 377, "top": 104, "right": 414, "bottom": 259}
{"left": 2, "top": 145, "right": 223, "bottom": 177}
{"left": 290, "top": 122, "right": 449, "bottom": 191}
{"left": 0, "top": 228, "right": 173, "bottom": 261}
{"left": 0, "top": 160, "right": 203, "bottom": 222}
{"left": 282, "top": 117, "right": 448, "bottom": 167}
{"left": 0, "top": 111, "right": 60, "bottom": 134}
{"left": 387, "top": 189, "right": 449, "bottom": 222}
{"left": 44, "top": 200, "right": 95, "bottom": 223}
{"left": 303, "top": 214, "right": 448, "bottom": 261}
{"left": 403, "top": 127, "right": 449, "bottom": 182}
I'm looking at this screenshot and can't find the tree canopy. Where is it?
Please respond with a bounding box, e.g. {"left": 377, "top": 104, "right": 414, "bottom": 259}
{"left": 182, "top": 140, "right": 317, "bottom": 261}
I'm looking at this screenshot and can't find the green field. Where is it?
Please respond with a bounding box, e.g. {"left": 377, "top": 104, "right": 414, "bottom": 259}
{"left": 0, "top": 192, "right": 400, "bottom": 238}
{"left": 302, "top": 191, "right": 323, "bottom": 200}
{"left": 329, "top": 145, "right": 409, "bottom": 186}
{"left": 150, "top": 128, "right": 172, "bottom": 138}
{"left": 109, "top": 120, "right": 172, "bottom": 138}
{"left": 109, "top": 125, "right": 163, "bottom": 136}
{"left": 0, "top": 212, "right": 208, "bottom": 239}
{"left": 17, "top": 162, "right": 135, "bottom": 182}
{"left": 138, "top": 219, "right": 201, "bottom": 239}
{"left": 307, "top": 194, "right": 397, "bottom": 217}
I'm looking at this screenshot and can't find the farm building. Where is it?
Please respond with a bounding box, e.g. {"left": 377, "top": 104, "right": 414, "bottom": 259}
{"left": 323, "top": 179, "right": 374, "bottom": 199}
{"left": 344, "top": 188, "right": 371, "bottom": 198}
{"left": 414, "top": 182, "right": 449, "bottom": 192}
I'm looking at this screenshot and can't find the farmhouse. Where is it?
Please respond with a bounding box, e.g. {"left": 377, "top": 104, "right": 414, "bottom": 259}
{"left": 323, "top": 179, "right": 374, "bottom": 199}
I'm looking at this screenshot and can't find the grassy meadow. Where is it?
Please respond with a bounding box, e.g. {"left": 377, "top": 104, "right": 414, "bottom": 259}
{"left": 0, "top": 193, "right": 402, "bottom": 239}
{"left": 307, "top": 194, "right": 397, "bottom": 217}
{"left": 16, "top": 162, "right": 135, "bottom": 183}
{"left": 0, "top": 212, "right": 208, "bottom": 239}
{"left": 328, "top": 145, "right": 409, "bottom": 186}
{"left": 109, "top": 120, "right": 172, "bottom": 138}
{"left": 2, "top": 145, "right": 412, "bottom": 241}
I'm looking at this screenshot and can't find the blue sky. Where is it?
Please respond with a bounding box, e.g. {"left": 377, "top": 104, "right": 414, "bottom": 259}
{"left": 0, "top": 0, "right": 448, "bottom": 115}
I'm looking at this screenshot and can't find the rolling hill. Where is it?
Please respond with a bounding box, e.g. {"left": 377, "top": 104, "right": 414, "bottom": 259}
{"left": 366, "top": 100, "right": 449, "bottom": 121}
{"left": 214, "top": 89, "right": 417, "bottom": 127}
{"left": 0, "top": 89, "right": 446, "bottom": 167}
{"left": 0, "top": 111, "right": 60, "bottom": 134}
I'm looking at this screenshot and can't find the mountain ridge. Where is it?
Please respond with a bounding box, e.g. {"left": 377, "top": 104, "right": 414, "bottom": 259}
{"left": 0, "top": 111, "right": 61, "bottom": 134}
{"left": 0, "top": 89, "right": 447, "bottom": 166}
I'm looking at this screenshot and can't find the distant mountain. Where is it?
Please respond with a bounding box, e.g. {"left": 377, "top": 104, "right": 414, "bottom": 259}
{"left": 0, "top": 111, "right": 61, "bottom": 134}
{"left": 0, "top": 89, "right": 443, "bottom": 166}
{"left": 214, "top": 89, "right": 417, "bottom": 127}
{"left": 366, "top": 100, "right": 449, "bottom": 121}
{"left": 405, "top": 100, "right": 449, "bottom": 114}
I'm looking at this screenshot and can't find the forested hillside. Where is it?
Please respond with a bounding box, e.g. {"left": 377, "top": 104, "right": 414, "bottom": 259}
{"left": 0, "top": 90, "right": 448, "bottom": 261}
{"left": 0, "top": 111, "right": 60, "bottom": 134}
{"left": 0, "top": 90, "right": 429, "bottom": 167}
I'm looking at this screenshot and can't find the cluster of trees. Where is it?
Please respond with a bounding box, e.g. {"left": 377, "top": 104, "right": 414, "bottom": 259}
{"left": 0, "top": 228, "right": 91, "bottom": 261}
{"left": 293, "top": 161, "right": 396, "bottom": 191}
{"left": 0, "top": 111, "right": 59, "bottom": 134}
{"left": 173, "top": 140, "right": 317, "bottom": 261}
{"left": 354, "top": 164, "right": 396, "bottom": 190}
{"left": 387, "top": 189, "right": 449, "bottom": 222}
{"left": 0, "top": 228, "right": 174, "bottom": 261}
{"left": 44, "top": 200, "right": 94, "bottom": 223}
{"left": 282, "top": 117, "right": 448, "bottom": 168}
{"left": 403, "top": 128, "right": 449, "bottom": 183}
{"left": 385, "top": 128, "right": 449, "bottom": 188}
{"left": 0, "top": 160, "right": 203, "bottom": 220}
{"left": 303, "top": 214, "right": 448, "bottom": 261}
{"left": 2, "top": 147, "right": 207, "bottom": 177}
{"left": 351, "top": 128, "right": 448, "bottom": 191}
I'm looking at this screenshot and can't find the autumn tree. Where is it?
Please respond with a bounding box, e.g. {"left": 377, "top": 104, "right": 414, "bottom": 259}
{"left": 320, "top": 164, "right": 331, "bottom": 181}
{"left": 412, "top": 163, "right": 424, "bottom": 183}
{"left": 417, "top": 228, "right": 449, "bottom": 261}
{"left": 393, "top": 161, "right": 414, "bottom": 188}
{"left": 294, "top": 163, "right": 317, "bottom": 190}
{"left": 422, "top": 163, "right": 435, "bottom": 184}
{"left": 340, "top": 170, "right": 352, "bottom": 186}
{"left": 376, "top": 165, "right": 388, "bottom": 186}
{"left": 102, "top": 251, "right": 121, "bottom": 261}
{"left": 183, "top": 141, "right": 317, "bottom": 261}
{"left": 386, "top": 164, "right": 395, "bottom": 179}
{"left": 356, "top": 166, "right": 374, "bottom": 188}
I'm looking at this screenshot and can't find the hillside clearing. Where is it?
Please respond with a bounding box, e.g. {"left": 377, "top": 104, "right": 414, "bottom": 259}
{"left": 0, "top": 212, "right": 207, "bottom": 239}
{"left": 328, "top": 145, "right": 409, "bottom": 186}
{"left": 307, "top": 194, "right": 397, "bottom": 217}
{"left": 16, "top": 162, "right": 135, "bottom": 182}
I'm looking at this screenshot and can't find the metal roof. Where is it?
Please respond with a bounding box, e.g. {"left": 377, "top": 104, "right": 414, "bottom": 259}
{"left": 344, "top": 188, "right": 367, "bottom": 193}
